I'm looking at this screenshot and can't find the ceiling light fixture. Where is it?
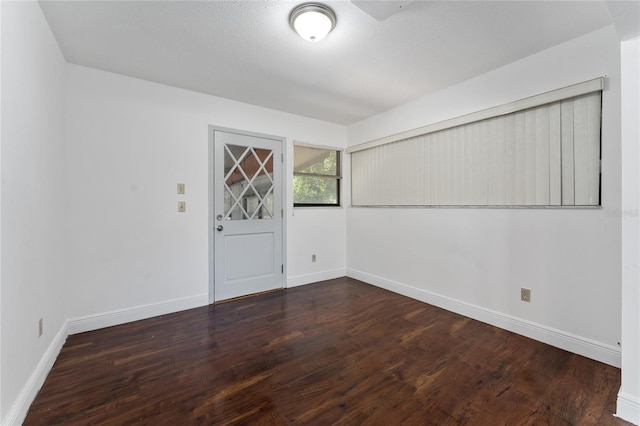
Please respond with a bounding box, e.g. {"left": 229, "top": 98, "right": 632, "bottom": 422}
{"left": 289, "top": 3, "right": 337, "bottom": 43}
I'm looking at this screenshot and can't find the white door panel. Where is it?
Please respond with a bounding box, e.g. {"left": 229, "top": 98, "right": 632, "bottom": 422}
{"left": 212, "top": 129, "right": 283, "bottom": 302}
{"left": 224, "top": 233, "right": 274, "bottom": 280}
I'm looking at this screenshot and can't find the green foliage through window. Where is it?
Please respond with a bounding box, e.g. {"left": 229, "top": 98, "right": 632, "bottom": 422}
{"left": 293, "top": 146, "right": 341, "bottom": 206}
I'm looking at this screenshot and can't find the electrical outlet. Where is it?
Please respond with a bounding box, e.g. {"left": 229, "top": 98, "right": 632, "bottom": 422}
{"left": 312, "top": 254, "right": 316, "bottom": 262}
{"left": 178, "top": 201, "right": 186, "bottom": 212}
{"left": 38, "top": 318, "right": 43, "bottom": 337}
{"left": 521, "top": 288, "right": 531, "bottom": 302}
{"left": 177, "top": 183, "right": 185, "bottom": 194}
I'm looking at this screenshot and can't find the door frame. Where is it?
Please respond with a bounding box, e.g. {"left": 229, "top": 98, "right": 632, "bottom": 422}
{"left": 208, "top": 125, "right": 287, "bottom": 304}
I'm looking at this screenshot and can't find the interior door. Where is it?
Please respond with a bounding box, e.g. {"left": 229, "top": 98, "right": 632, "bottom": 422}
{"left": 213, "top": 129, "right": 283, "bottom": 301}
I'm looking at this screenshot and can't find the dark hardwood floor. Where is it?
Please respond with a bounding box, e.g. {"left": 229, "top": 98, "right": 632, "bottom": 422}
{"left": 25, "top": 277, "right": 630, "bottom": 425}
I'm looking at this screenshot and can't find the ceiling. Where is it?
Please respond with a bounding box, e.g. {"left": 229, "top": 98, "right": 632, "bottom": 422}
{"left": 39, "top": 1, "right": 619, "bottom": 125}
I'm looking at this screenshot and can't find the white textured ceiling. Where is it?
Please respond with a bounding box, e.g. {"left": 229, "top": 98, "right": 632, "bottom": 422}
{"left": 39, "top": 0, "right": 615, "bottom": 125}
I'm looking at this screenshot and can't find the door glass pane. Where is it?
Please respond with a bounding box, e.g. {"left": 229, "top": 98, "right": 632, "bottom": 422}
{"left": 244, "top": 149, "right": 261, "bottom": 181}
{"left": 224, "top": 177, "right": 247, "bottom": 220}
{"left": 255, "top": 148, "right": 274, "bottom": 173}
{"left": 227, "top": 204, "right": 248, "bottom": 220}
{"left": 242, "top": 186, "right": 260, "bottom": 218}
{"left": 224, "top": 145, "right": 249, "bottom": 185}
{"left": 223, "top": 143, "right": 274, "bottom": 220}
{"left": 260, "top": 192, "right": 274, "bottom": 218}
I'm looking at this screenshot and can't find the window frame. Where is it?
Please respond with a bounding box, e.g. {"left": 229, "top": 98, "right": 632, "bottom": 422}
{"left": 293, "top": 145, "right": 342, "bottom": 208}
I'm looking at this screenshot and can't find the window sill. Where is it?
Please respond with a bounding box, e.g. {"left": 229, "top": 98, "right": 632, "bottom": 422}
{"left": 293, "top": 205, "right": 343, "bottom": 209}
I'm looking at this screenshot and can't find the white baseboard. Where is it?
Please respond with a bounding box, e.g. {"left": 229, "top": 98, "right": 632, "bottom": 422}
{"left": 347, "top": 268, "right": 621, "bottom": 368}
{"left": 67, "top": 293, "right": 209, "bottom": 335}
{"left": 287, "top": 268, "right": 346, "bottom": 288}
{"left": 3, "top": 293, "right": 210, "bottom": 426}
{"left": 617, "top": 392, "right": 640, "bottom": 425}
{"left": 3, "top": 321, "right": 68, "bottom": 426}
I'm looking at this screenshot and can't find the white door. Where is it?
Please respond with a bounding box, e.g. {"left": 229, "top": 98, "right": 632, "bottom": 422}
{"left": 212, "top": 129, "right": 284, "bottom": 301}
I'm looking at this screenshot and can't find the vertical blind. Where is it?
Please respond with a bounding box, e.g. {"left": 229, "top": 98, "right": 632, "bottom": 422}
{"left": 351, "top": 87, "right": 602, "bottom": 207}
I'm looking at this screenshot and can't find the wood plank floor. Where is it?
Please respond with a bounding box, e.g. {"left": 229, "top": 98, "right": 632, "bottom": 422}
{"left": 25, "top": 278, "right": 630, "bottom": 425}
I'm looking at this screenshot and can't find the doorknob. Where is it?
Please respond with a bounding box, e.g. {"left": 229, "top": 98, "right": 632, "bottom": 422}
{"left": 216, "top": 225, "right": 224, "bottom": 232}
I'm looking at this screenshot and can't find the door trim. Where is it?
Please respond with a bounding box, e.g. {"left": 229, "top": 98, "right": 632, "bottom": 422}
{"left": 208, "top": 125, "right": 287, "bottom": 304}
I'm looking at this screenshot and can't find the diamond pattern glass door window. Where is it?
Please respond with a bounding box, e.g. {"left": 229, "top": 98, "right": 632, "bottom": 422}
{"left": 223, "top": 144, "right": 274, "bottom": 220}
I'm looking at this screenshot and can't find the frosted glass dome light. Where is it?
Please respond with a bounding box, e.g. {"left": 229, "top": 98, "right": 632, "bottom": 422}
{"left": 290, "top": 3, "right": 337, "bottom": 43}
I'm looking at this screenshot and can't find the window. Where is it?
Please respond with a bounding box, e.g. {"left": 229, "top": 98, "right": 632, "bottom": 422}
{"left": 350, "top": 78, "right": 603, "bottom": 207}
{"left": 294, "top": 145, "right": 341, "bottom": 206}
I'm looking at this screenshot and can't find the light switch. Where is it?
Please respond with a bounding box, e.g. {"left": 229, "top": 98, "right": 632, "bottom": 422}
{"left": 178, "top": 201, "right": 186, "bottom": 212}
{"left": 177, "top": 183, "right": 185, "bottom": 194}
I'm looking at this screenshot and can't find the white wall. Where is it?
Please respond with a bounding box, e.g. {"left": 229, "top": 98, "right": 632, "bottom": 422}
{"left": 618, "top": 36, "right": 640, "bottom": 425}
{"left": 65, "top": 65, "right": 347, "bottom": 321}
{"left": 346, "top": 26, "right": 623, "bottom": 366}
{"left": 287, "top": 146, "right": 348, "bottom": 287}
{"left": 287, "top": 206, "right": 347, "bottom": 287}
{"left": 0, "top": 3, "right": 630, "bottom": 423}
{"left": 0, "top": 2, "right": 68, "bottom": 423}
